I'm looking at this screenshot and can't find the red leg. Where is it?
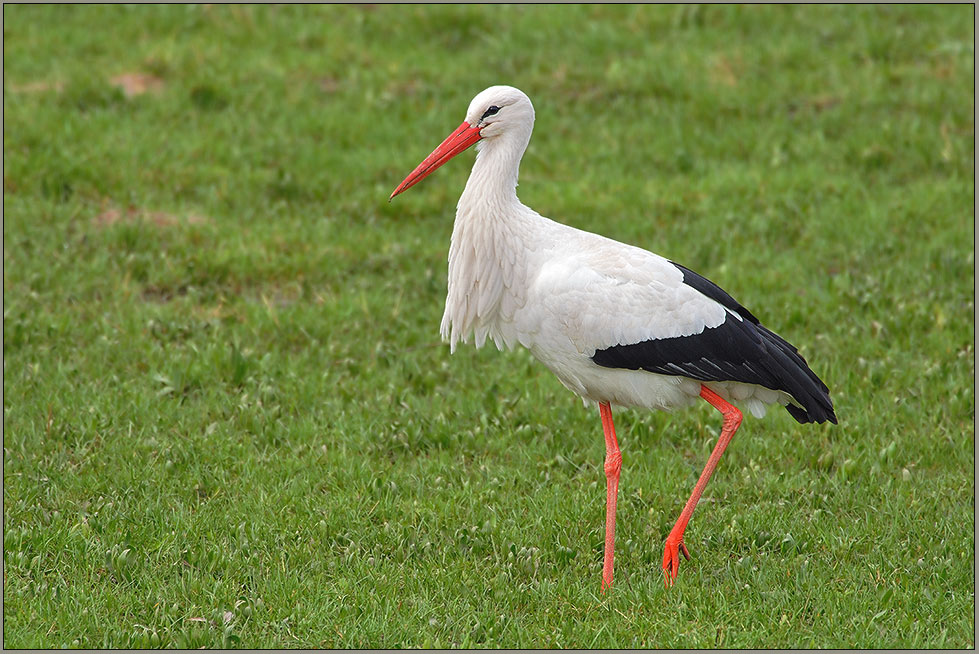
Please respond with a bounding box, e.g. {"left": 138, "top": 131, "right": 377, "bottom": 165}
{"left": 599, "top": 401, "right": 622, "bottom": 593}
{"left": 662, "top": 385, "right": 743, "bottom": 587}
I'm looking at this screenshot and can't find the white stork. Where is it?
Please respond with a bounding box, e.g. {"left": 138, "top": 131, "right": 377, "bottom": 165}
{"left": 390, "top": 85, "right": 836, "bottom": 590}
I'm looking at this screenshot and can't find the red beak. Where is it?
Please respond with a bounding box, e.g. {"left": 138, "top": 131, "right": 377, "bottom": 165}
{"left": 390, "top": 121, "right": 482, "bottom": 200}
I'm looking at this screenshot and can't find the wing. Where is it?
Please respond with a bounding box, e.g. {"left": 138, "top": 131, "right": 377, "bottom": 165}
{"left": 532, "top": 236, "right": 732, "bottom": 354}
{"left": 531, "top": 233, "right": 836, "bottom": 424}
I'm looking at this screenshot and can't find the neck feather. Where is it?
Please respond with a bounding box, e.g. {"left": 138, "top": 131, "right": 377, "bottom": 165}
{"left": 441, "top": 132, "right": 534, "bottom": 352}
{"left": 459, "top": 130, "right": 529, "bottom": 206}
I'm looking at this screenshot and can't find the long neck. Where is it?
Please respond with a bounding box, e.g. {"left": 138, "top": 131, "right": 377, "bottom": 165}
{"left": 441, "top": 131, "right": 535, "bottom": 351}
{"left": 458, "top": 132, "right": 528, "bottom": 210}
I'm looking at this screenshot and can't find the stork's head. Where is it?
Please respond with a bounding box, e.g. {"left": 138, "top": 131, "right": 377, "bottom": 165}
{"left": 464, "top": 85, "right": 535, "bottom": 141}
{"left": 390, "top": 85, "right": 535, "bottom": 200}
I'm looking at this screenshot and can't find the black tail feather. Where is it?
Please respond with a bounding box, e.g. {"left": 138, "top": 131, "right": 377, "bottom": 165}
{"left": 754, "top": 323, "right": 837, "bottom": 425}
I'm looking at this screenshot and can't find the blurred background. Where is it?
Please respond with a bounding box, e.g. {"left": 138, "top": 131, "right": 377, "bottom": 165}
{"left": 3, "top": 4, "right": 974, "bottom": 648}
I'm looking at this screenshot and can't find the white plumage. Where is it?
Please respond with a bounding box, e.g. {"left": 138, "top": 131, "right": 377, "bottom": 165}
{"left": 433, "top": 86, "right": 775, "bottom": 417}
{"left": 391, "top": 85, "right": 835, "bottom": 590}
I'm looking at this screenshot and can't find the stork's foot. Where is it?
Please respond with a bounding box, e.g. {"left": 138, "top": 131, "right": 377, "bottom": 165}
{"left": 662, "top": 534, "right": 691, "bottom": 587}
{"left": 601, "top": 568, "right": 614, "bottom": 594}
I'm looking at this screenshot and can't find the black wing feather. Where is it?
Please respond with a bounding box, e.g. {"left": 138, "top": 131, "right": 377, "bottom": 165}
{"left": 591, "top": 262, "right": 837, "bottom": 425}
{"left": 672, "top": 262, "right": 759, "bottom": 324}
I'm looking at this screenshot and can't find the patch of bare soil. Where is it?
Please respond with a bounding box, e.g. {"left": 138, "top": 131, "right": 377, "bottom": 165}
{"left": 109, "top": 73, "right": 165, "bottom": 97}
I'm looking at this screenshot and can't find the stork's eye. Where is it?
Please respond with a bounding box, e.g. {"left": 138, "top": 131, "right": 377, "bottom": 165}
{"left": 480, "top": 105, "right": 501, "bottom": 120}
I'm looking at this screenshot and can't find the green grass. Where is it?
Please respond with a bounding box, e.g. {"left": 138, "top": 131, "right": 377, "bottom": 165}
{"left": 3, "top": 4, "right": 974, "bottom": 648}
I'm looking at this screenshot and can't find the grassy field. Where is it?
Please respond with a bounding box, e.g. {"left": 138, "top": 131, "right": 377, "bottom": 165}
{"left": 3, "top": 4, "right": 974, "bottom": 648}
